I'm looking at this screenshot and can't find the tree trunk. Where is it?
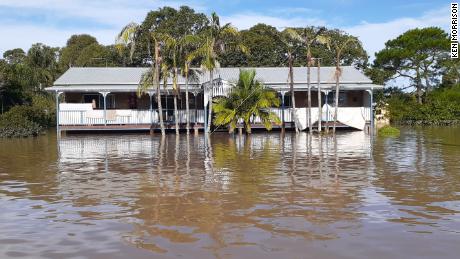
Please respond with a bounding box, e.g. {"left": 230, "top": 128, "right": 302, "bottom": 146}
{"left": 333, "top": 55, "right": 340, "bottom": 134}
{"left": 155, "top": 42, "right": 165, "bottom": 136}
{"left": 245, "top": 120, "right": 252, "bottom": 134}
{"left": 173, "top": 67, "right": 179, "bottom": 135}
{"left": 289, "top": 54, "right": 299, "bottom": 133}
{"left": 207, "top": 70, "right": 214, "bottom": 132}
{"left": 185, "top": 71, "right": 190, "bottom": 134}
{"left": 317, "top": 58, "right": 322, "bottom": 132}
{"left": 307, "top": 60, "right": 312, "bottom": 133}
{"left": 174, "top": 94, "right": 179, "bottom": 134}
{"left": 416, "top": 67, "right": 423, "bottom": 104}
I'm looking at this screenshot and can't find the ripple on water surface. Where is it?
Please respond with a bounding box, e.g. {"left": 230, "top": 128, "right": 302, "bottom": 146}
{"left": 0, "top": 128, "right": 459, "bottom": 258}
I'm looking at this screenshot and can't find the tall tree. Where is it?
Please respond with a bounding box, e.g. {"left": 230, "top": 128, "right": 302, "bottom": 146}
{"left": 281, "top": 29, "right": 302, "bottom": 133}
{"left": 373, "top": 27, "right": 450, "bottom": 103}
{"left": 188, "top": 12, "right": 247, "bottom": 133}
{"left": 319, "top": 29, "right": 365, "bottom": 133}
{"left": 26, "top": 43, "right": 59, "bottom": 89}
{"left": 59, "top": 34, "right": 98, "bottom": 69}
{"left": 3, "top": 49, "right": 26, "bottom": 64}
{"left": 129, "top": 6, "right": 208, "bottom": 66}
{"left": 284, "top": 27, "right": 326, "bottom": 133}
{"left": 117, "top": 23, "right": 167, "bottom": 135}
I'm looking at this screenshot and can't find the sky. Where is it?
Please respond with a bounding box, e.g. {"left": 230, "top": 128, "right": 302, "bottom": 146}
{"left": 0, "top": 0, "right": 451, "bottom": 60}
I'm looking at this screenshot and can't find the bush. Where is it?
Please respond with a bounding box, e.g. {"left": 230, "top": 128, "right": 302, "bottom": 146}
{"left": 0, "top": 105, "right": 47, "bottom": 137}
{"left": 386, "top": 85, "right": 460, "bottom": 124}
{"left": 378, "top": 125, "right": 400, "bottom": 137}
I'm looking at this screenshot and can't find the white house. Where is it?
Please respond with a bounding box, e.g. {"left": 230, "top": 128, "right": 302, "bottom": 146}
{"left": 46, "top": 66, "right": 382, "bottom": 133}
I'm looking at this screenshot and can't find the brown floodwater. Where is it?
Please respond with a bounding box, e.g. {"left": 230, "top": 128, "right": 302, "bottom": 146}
{"left": 0, "top": 127, "right": 459, "bottom": 259}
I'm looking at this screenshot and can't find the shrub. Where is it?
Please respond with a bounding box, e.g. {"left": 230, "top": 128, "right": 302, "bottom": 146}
{"left": 386, "top": 85, "right": 460, "bottom": 124}
{"left": 0, "top": 105, "right": 47, "bottom": 138}
{"left": 378, "top": 125, "right": 400, "bottom": 137}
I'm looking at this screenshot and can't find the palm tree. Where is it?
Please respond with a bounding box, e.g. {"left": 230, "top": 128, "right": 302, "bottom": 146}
{"left": 181, "top": 60, "right": 201, "bottom": 134}
{"left": 115, "top": 22, "right": 139, "bottom": 65}
{"left": 213, "top": 69, "right": 281, "bottom": 134}
{"left": 281, "top": 30, "right": 300, "bottom": 133}
{"left": 159, "top": 34, "right": 182, "bottom": 134}
{"left": 188, "top": 12, "right": 247, "bottom": 133}
{"left": 116, "top": 23, "right": 166, "bottom": 135}
{"left": 330, "top": 37, "right": 357, "bottom": 133}
{"left": 284, "top": 27, "right": 326, "bottom": 133}
{"left": 316, "top": 57, "right": 322, "bottom": 132}
{"left": 183, "top": 60, "right": 191, "bottom": 134}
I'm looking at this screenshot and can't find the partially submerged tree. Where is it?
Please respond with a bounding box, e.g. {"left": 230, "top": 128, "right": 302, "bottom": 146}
{"left": 188, "top": 12, "right": 247, "bottom": 133}
{"left": 319, "top": 30, "right": 364, "bottom": 133}
{"left": 284, "top": 27, "right": 326, "bottom": 133}
{"left": 213, "top": 69, "right": 281, "bottom": 134}
{"left": 117, "top": 23, "right": 166, "bottom": 135}
{"left": 280, "top": 29, "right": 302, "bottom": 133}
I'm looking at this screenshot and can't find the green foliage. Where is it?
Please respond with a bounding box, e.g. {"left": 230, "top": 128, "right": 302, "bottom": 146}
{"left": 213, "top": 69, "right": 281, "bottom": 133}
{"left": 378, "top": 125, "right": 400, "bottom": 137}
{"left": 122, "top": 6, "right": 208, "bottom": 66}
{"left": 373, "top": 27, "right": 450, "bottom": 103}
{"left": 59, "top": 34, "right": 120, "bottom": 69}
{"left": 0, "top": 105, "right": 50, "bottom": 138}
{"left": 3, "top": 48, "right": 26, "bottom": 64}
{"left": 386, "top": 85, "right": 460, "bottom": 124}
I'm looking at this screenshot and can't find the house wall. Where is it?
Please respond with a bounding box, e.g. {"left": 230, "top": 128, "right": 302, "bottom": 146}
{"left": 289, "top": 90, "right": 366, "bottom": 107}
{"left": 293, "top": 92, "right": 320, "bottom": 107}
{"left": 62, "top": 92, "right": 204, "bottom": 110}
{"left": 346, "top": 90, "right": 366, "bottom": 107}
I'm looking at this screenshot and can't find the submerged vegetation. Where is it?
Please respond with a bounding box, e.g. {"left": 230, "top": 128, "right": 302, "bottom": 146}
{"left": 213, "top": 69, "right": 281, "bottom": 133}
{"left": 0, "top": 5, "right": 458, "bottom": 137}
{"left": 376, "top": 85, "right": 460, "bottom": 125}
{"left": 378, "top": 125, "right": 400, "bottom": 137}
{"left": 0, "top": 98, "right": 54, "bottom": 138}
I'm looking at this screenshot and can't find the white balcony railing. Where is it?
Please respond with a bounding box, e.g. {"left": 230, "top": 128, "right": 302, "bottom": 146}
{"left": 59, "top": 109, "right": 205, "bottom": 126}
{"left": 59, "top": 107, "right": 371, "bottom": 129}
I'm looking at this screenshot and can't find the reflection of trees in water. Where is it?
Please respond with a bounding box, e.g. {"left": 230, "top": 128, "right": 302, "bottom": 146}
{"left": 52, "top": 132, "right": 373, "bottom": 255}
{"left": 372, "top": 128, "right": 460, "bottom": 226}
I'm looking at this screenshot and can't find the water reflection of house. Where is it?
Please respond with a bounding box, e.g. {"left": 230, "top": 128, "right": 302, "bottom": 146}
{"left": 46, "top": 67, "right": 382, "bottom": 134}
{"left": 55, "top": 133, "right": 373, "bottom": 256}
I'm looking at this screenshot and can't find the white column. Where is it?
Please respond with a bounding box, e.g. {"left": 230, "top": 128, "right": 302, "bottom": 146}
{"left": 322, "top": 90, "right": 330, "bottom": 123}
{"left": 280, "top": 91, "right": 286, "bottom": 126}
{"left": 100, "top": 91, "right": 110, "bottom": 126}
{"left": 55, "top": 91, "right": 63, "bottom": 137}
{"left": 366, "top": 88, "right": 374, "bottom": 131}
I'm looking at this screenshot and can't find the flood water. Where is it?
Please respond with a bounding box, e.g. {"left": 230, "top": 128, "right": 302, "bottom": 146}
{"left": 0, "top": 127, "right": 459, "bottom": 259}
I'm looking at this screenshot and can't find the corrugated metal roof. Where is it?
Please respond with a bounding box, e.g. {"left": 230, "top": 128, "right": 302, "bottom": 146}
{"left": 54, "top": 66, "right": 373, "bottom": 86}
{"left": 215, "top": 66, "right": 372, "bottom": 84}
{"left": 54, "top": 67, "right": 150, "bottom": 85}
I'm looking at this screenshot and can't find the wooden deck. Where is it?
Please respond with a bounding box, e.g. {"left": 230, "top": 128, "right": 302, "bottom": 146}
{"left": 59, "top": 121, "right": 356, "bottom": 133}
{"left": 60, "top": 123, "right": 206, "bottom": 132}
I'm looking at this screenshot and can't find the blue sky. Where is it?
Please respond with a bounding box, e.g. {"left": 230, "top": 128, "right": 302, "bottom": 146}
{"left": 0, "top": 0, "right": 451, "bottom": 60}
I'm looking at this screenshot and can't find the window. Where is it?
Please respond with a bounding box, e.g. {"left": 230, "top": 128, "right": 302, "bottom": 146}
{"left": 281, "top": 94, "right": 292, "bottom": 107}
{"left": 83, "top": 94, "right": 115, "bottom": 109}
{"left": 326, "top": 92, "right": 346, "bottom": 106}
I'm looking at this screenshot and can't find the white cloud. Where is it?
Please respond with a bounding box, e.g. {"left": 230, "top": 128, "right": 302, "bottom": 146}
{"left": 344, "top": 7, "right": 450, "bottom": 60}
{"left": 0, "top": 1, "right": 450, "bottom": 65}
{"left": 0, "top": 25, "right": 116, "bottom": 55}
{"left": 220, "top": 13, "right": 326, "bottom": 30}
{"left": 0, "top": 0, "right": 203, "bottom": 55}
